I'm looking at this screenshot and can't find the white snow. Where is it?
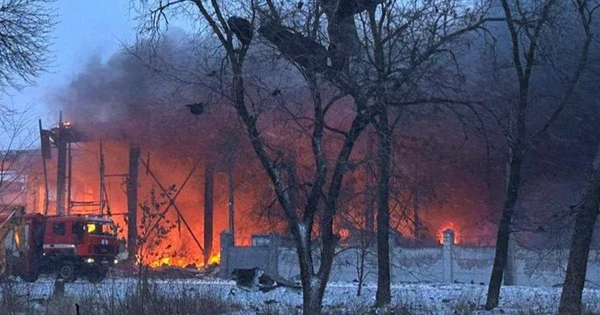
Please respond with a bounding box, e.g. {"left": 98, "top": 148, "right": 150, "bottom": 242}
{"left": 3, "top": 276, "right": 600, "bottom": 314}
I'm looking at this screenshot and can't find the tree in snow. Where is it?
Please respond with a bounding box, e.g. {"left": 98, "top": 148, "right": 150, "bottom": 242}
{"left": 557, "top": 6, "right": 600, "bottom": 313}
{"left": 482, "top": 0, "right": 596, "bottom": 309}
{"left": 263, "top": 0, "right": 495, "bottom": 306}
{"left": 134, "top": 0, "right": 371, "bottom": 313}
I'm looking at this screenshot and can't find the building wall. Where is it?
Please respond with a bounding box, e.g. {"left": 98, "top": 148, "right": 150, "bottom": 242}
{"left": 0, "top": 149, "right": 44, "bottom": 213}
{"left": 219, "top": 231, "right": 600, "bottom": 288}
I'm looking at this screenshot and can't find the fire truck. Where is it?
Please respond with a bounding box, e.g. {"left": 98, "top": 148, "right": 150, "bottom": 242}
{"left": 0, "top": 207, "right": 121, "bottom": 283}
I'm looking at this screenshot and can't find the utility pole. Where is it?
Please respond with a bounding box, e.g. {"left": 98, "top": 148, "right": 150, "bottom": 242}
{"left": 55, "top": 112, "right": 67, "bottom": 216}
{"left": 227, "top": 155, "right": 235, "bottom": 244}
{"left": 67, "top": 142, "right": 73, "bottom": 215}
{"left": 99, "top": 142, "right": 105, "bottom": 216}
{"left": 204, "top": 161, "right": 214, "bottom": 265}
{"left": 127, "top": 145, "right": 140, "bottom": 263}
{"left": 38, "top": 120, "right": 50, "bottom": 215}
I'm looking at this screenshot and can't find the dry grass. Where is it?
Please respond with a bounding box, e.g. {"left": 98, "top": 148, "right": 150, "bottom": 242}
{"left": 42, "top": 291, "right": 242, "bottom": 315}
{"left": 1, "top": 278, "right": 599, "bottom": 315}
{"left": 0, "top": 278, "right": 244, "bottom": 315}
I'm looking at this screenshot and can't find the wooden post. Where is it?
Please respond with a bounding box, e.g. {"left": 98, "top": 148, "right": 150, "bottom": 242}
{"left": 127, "top": 145, "right": 140, "bottom": 263}
{"left": 55, "top": 113, "right": 67, "bottom": 216}
{"left": 38, "top": 119, "right": 50, "bottom": 215}
{"left": 204, "top": 161, "right": 214, "bottom": 265}
{"left": 99, "top": 142, "right": 105, "bottom": 216}
{"left": 227, "top": 156, "right": 235, "bottom": 244}
{"left": 67, "top": 142, "right": 72, "bottom": 215}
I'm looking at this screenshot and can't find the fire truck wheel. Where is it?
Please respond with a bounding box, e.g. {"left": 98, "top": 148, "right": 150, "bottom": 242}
{"left": 58, "top": 263, "right": 77, "bottom": 282}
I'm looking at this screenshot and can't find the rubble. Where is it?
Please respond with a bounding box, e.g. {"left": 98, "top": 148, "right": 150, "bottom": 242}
{"left": 231, "top": 268, "right": 301, "bottom": 292}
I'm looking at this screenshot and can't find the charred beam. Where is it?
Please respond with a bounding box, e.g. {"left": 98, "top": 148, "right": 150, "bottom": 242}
{"left": 139, "top": 158, "right": 204, "bottom": 254}
{"left": 227, "top": 155, "right": 235, "bottom": 242}
{"left": 127, "top": 145, "right": 140, "bottom": 263}
{"left": 55, "top": 126, "right": 67, "bottom": 215}
{"left": 204, "top": 161, "right": 215, "bottom": 265}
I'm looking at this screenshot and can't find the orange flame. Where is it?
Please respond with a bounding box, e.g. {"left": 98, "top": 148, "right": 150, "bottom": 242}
{"left": 147, "top": 253, "right": 221, "bottom": 269}
{"left": 438, "top": 222, "right": 459, "bottom": 244}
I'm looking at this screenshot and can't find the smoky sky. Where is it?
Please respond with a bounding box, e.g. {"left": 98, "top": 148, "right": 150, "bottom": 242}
{"left": 44, "top": 18, "right": 600, "bottom": 246}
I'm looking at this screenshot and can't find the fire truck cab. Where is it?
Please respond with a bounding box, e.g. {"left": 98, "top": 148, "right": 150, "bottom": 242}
{"left": 41, "top": 216, "right": 119, "bottom": 282}
{"left": 4, "top": 213, "right": 121, "bottom": 283}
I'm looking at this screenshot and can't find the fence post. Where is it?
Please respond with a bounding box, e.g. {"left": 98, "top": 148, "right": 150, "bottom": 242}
{"left": 267, "top": 234, "right": 280, "bottom": 275}
{"left": 219, "top": 231, "right": 234, "bottom": 279}
{"left": 443, "top": 229, "right": 455, "bottom": 283}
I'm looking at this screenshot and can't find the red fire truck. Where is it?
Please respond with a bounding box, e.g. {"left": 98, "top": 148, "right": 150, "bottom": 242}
{"left": 1, "top": 208, "right": 121, "bottom": 283}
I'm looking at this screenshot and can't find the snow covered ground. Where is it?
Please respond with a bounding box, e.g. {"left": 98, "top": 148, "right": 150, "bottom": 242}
{"left": 4, "top": 276, "right": 600, "bottom": 314}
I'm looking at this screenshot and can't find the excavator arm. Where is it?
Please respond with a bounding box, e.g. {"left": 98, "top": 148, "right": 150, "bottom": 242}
{"left": 0, "top": 206, "right": 26, "bottom": 276}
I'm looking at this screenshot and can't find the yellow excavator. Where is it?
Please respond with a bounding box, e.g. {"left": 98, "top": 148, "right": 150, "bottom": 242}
{"left": 0, "top": 206, "right": 26, "bottom": 276}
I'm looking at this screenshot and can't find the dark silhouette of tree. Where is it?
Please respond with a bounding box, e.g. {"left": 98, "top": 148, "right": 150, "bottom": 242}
{"left": 0, "top": 0, "right": 55, "bottom": 108}
{"left": 484, "top": 0, "right": 595, "bottom": 309}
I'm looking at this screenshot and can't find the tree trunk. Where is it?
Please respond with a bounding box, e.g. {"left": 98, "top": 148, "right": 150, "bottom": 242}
{"left": 203, "top": 162, "right": 214, "bottom": 264}
{"left": 485, "top": 150, "right": 524, "bottom": 310}
{"left": 300, "top": 274, "right": 327, "bottom": 314}
{"left": 302, "top": 283, "right": 326, "bottom": 315}
{"left": 357, "top": 236, "right": 367, "bottom": 296}
{"left": 374, "top": 111, "right": 392, "bottom": 307}
{"left": 365, "top": 133, "right": 375, "bottom": 244}
{"left": 228, "top": 57, "right": 366, "bottom": 315}
{"left": 292, "top": 222, "right": 329, "bottom": 315}
{"left": 558, "top": 163, "right": 600, "bottom": 315}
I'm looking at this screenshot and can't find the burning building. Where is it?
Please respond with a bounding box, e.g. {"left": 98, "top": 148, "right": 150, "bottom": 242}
{"left": 30, "top": 114, "right": 263, "bottom": 268}
{"left": 21, "top": 112, "right": 500, "bottom": 270}
{"left": 21, "top": 34, "right": 544, "bottom": 269}
{"left": 0, "top": 149, "right": 45, "bottom": 212}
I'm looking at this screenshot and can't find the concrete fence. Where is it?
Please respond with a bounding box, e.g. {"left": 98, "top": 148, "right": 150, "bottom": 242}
{"left": 219, "top": 230, "right": 600, "bottom": 288}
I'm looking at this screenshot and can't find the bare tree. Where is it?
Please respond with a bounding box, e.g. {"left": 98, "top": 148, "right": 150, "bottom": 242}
{"left": 136, "top": 186, "right": 178, "bottom": 269}
{"left": 0, "top": 0, "right": 53, "bottom": 182}
{"left": 482, "top": 0, "right": 596, "bottom": 310}
{"left": 258, "top": 0, "right": 493, "bottom": 307}
{"left": 348, "top": 0, "right": 492, "bottom": 305}
{"left": 0, "top": 0, "right": 55, "bottom": 106}
{"left": 136, "top": 186, "right": 177, "bottom": 299}
{"left": 0, "top": 107, "right": 37, "bottom": 212}
{"left": 558, "top": 143, "right": 600, "bottom": 314}
{"left": 135, "top": 1, "right": 371, "bottom": 313}
{"left": 558, "top": 4, "right": 600, "bottom": 310}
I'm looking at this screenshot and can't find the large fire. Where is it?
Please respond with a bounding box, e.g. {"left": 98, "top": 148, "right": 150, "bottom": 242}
{"left": 26, "top": 40, "right": 508, "bottom": 272}
{"left": 33, "top": 135, "right": 268, "bottom": 268}
{"left": 23, "top": 112, "right": 498, "bottom": 271}
{"left": 148, "top": 253, "right": 221, "bottom": 269}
